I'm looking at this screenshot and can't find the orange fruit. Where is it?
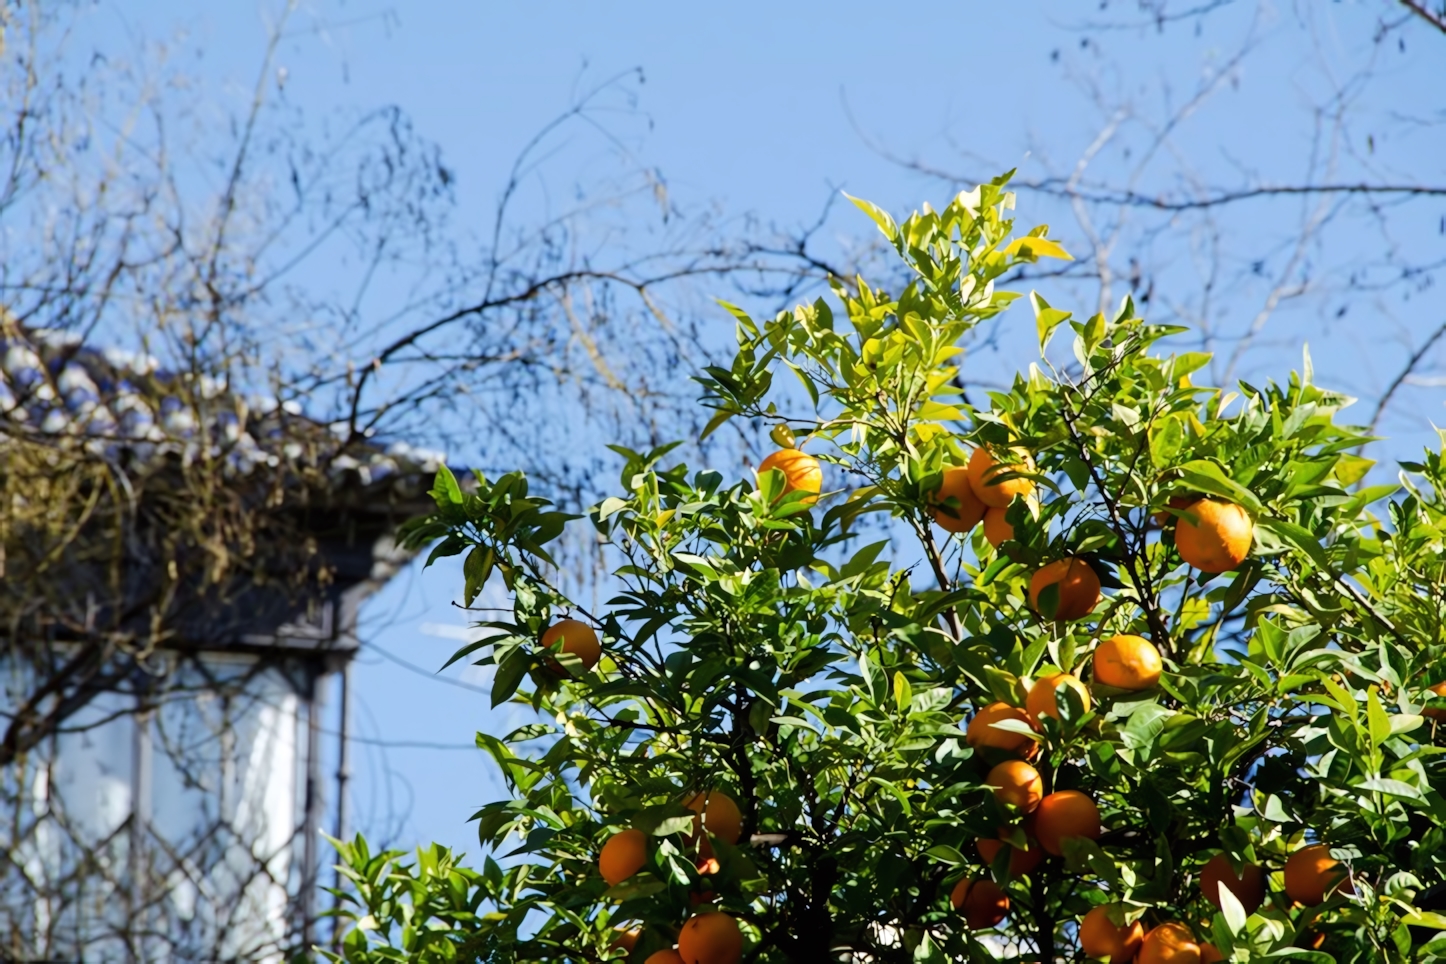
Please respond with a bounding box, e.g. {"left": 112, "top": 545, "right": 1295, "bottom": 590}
{"left": 1284, "top": 844, "right": 1350, "bottom": 906}
{"left": 677, "top": 911, "right": 742, "bottom": 964}
{"left": 541, "top": 618, "right": 601, "bottom": 674}
{"left": 646, "top": 952, "right": 685, "bottom": 964}
{"left": 685, "top": 791, "right": 743, "bottom": 845}
{"left": 757, "top": 449, "right": 822, "bottom": 503}
{"left": 599, "top": 829, "right": 649, "bottom": 886}
{"left": 986, "top": 760, "right": 1043, "bottom": 813}
{"left": 977, "top": 834, "right": 1045, "bottom": 877}
{"left": 1424, "top": 681, "right": 1446, "bottom": 720}
{"left": 950, "top": 877, "right": 1010, "bottom": 929}
{"left": 966, "top": 702, "right": 1038, "bottom": 758}
{"left": 1028, "top": 558, "right": 1101, "bottom": 621}
{"left": 1079, "top": 905, "right": 1145, "bottom": 964}
{"left": 1092, "top": 635, "right": 1163, "bottom": 690}
{"left": 982, "top": 506, "right": 1014, "bottom": 547}
{"left": 1032, "top": 790, "right": 1101, "bottom": 856}
{"left": 1199, "top": 853, "right": 1265, "bottom": 915}
{"left": 1026, "top": 673, "right": 1091, "bottom": 723}
{"left": 1138, "top": 922, "right": 1202, "bottom": 964}
{"left": 930, "top": 464, "right": 988, "bottom": 533}
{"left": 967, "top": 446, "right": 1037, "bottom": 508}
{"left": 1199, "top": 944, "right": 1224, "bottom": 964}
{"left": 1175, "top": 498, "right": 1252, "bottom": 572}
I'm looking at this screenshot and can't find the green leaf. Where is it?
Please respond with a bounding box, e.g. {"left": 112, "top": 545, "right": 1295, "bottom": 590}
{"left": 893, "top": 671, "right": 914, "bottom": 714}
{"left": 699, "top": 406, "right": 737, "bottom": 441}
{"left": 1149, "top": 415, "right": 1185, "bottom": 467}
{"left": 491, "top": 649, "right": 529, "bottom": 708}
{"left": 1367, "top": 687, "right": 1392, "bottom": 747}
{"left": 463, "top": 545, "right": 494, "bottom": 607}
{"left": 1355, "top": 777, "right": 1423, "bottom": 800}
{"left": 843, "top": 192, "right": 899, "bottom": 241}
{"left": 1334, "top": 454, "right": 1375, "bottom": 485}
{"left": 1030, "top": 291, "right": 1072, "bottom": 352}
{"left": 1255, "top": 517, "right": 1331, "bottom": 572}
{"left": 1004, "top": 235, "right": 1074, "bottom": 261}
{"left": 1176, "top": 460, "right": 1263, "bottom": 514}
{"left": 1218, "top": 877, "right": 1249, "bottom": 935}
{"left": 431, "top": 463, "right": 464, "bottom": 506}
{"left": 924, "top": 844, "right": 965, "bottom": 865}
{"left": 1391, "top": 713, "right": 1425, "bottom": 737}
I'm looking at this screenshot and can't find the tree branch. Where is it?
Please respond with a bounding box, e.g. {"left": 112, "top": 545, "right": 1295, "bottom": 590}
{"left": 1400, "top": 0, "right": 1446, "bottom": 34}
{"left": 1367, "top": 319, "right": 1446, "bottom": 439}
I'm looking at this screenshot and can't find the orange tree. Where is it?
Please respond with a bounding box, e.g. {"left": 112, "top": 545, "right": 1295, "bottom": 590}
{"left": 328, "top": 177, "right": 1446, "bottom": 964}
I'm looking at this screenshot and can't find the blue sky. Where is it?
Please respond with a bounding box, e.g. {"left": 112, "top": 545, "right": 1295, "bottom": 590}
{"left": 106, "top": 1, "right": 1444, "bottom": 857}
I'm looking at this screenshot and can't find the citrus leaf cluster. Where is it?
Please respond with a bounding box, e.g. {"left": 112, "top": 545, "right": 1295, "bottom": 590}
{"left": 332, "top": 176, "right": 1446, "bottom": 964}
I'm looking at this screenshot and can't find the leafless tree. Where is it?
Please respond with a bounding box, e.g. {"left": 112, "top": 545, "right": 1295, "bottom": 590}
{"left": 0, "top": 1, "right": 838, "bottom": 958}
{"left": 865, "top": 0, "right": 1445, "bottom": 459}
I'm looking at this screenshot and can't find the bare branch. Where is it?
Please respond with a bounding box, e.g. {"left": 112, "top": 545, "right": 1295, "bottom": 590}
{"left": 1367, "top": 319, "right": 1446, "bottom": 438}
{"left": 1399, "top": 0, "right": 1446, "bottom": 34}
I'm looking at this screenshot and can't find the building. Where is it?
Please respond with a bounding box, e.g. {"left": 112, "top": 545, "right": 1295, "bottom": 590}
{"left": 0, "top": 328, "right": 439, "bottom": 962}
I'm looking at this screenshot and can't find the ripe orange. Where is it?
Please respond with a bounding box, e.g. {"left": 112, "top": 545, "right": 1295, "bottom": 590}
{"left": 1199, "top": 944, "right": 1224, "bottom": 964}
{"left": 757, "top": 449, "right": 822, "bottom": 503}
{"left": 1138, "top": 922, "right": 1202, "bottom": 964}
{"left": 686, "top": 791, "right": 743, "bottom": 845}
{"left": 982, "top": 506, "right": 1014, "bottom": 547}
{"left": 1175, "top": 498, "right": 1252, "bottom": 572}
{"left": 611, "top": 928, "right": 641, "bottom": 954}
{"left": 541, "top": 618, "right": 601, "bottom": 674}
{"left": 1028, "top": 557, "right": 1101, "bottom": 621}
{"left": 976, "top": 835, "right": 1045, "bottom": 877}
{"left": 1092, "top": 635, "right": 1163, "bottom": 690}
{"left": 930, "top": 465, "right": 988, "bottom": 533}
{"left": 1424, "top": 681, "right": 1446, "bottom": 720}
{"left": 1032, "top": 790, "right": 1101, "bottom": 856}
{"left": 645, "top": 952, "right": 685, "bottom": 964}
{"left": 677, "top": 911, "right": 742, "bottom": 964}
{"left": 967, "top": 446, "right": 1037, "bottom": 508}
{"left": 950, "top": 878, "right": 1010, "bottom": 929}
{"left": 1026, "top": 673, "right": 1091, "bottom": 723}
{"left": 1079, "top": 905, "right": 1144, "bottom": 964}
{"left": 1284, "top": 844, "right": 1350, "bottom": 906}
{"left": 966, "top": 702, "right": 1038, "bottom": 758}
{"left": 986, "top": 760, "right": 1043, "bottom": 813}
{"left": 599, "top": 828, "right": 649, "bottom": 885}
{"left": 1199, "top": 853, "right": 1265, "bottom": 915}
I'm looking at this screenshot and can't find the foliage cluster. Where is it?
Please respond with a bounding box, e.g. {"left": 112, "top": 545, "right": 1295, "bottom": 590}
{"left": 333, "top": 177, "right": 1446, "bottom": 963}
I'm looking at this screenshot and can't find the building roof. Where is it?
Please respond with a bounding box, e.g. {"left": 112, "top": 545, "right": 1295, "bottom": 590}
{"left": 0, "top": 323, "right": 444, "bottom": 659}
{"left": 0, "top": 324, "right": 446, "bottom": 486}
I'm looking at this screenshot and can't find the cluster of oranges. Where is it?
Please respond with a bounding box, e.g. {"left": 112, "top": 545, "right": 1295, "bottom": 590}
{"left": 959, "top": 665, "right": 1353, "bottom": 960}
{"left": 597, "top": 791, "right": 747, "bottom": 964}
{"left": 756, "top": 440, "right": 1256, "bottom": 583}
{"left": 1074, "top": 845, "right": 1350, "bottom": 963}
{"left": 954, "top": 672, "right": 1112, "bottom": 931}
{"left": 931, "top": 445, "right": 1253, "bottom": 579}
{"left": 560, "top": 442, "right": 1353, "bottom": 961}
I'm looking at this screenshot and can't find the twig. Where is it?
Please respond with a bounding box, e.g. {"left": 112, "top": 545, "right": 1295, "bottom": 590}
{"left": 1400, "top": 0, "right": 1446, "bottom": 34}
{"left": 1366, "top": 319, "right": 1446, "bottom": 440}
